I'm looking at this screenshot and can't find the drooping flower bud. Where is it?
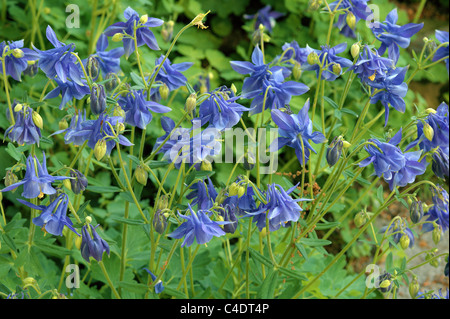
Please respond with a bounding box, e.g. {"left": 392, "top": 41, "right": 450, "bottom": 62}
{"left": 219, "top": 204, "right": 238, "bottom": 234}
{"left": 159, "top": 83, "right": 169, "bottom": 100}
{"left": 32, "top": 111, "right": 43, "bottom": 129}
{"left": 425, "top": 108, "right": 437, "bottom": 114}
{"left": 112, "top": 33, "right": 124, "bottom": 42}
{"left": 432, "top": 226, "right": 442, "bottom": 245}
{"left": 200, "top": 160, "right": 212, "bottom": 171}
{"left": 409, "top": 276, "right": 420, "bottom": 299}
{"left": 157, "top": 194, "right": 169, "bottom": 211}
{"left": 293, "top": 61, "right": 302, "bottom": 80}
{"left": 242, "top": 151, "right": 256, "bottom": 171}
{"left": 354, "top": 210, "right": 368, "bottom": 228}
{"left": 139, "top": 14, "right": 148, "bottom": 25}
{"left": 4, "top": 170, "right": 19, "bottom": 193}
{"left": 70, "top": 169, "right": 88, "bottom": 194}
{"left": 14, "top": 103, "right": 23, "bottom": 112}
{"left": 12, "top": 48, "right": 24, "bottom": 58}
{"left": 237, "top": 185, "right": 246, "bottom": 198}
{"left": 161, "top": 20, "right": 174, "bottom": 43}
{"left": 332, "top": 63, "right": 342, "bottom": 75}
{"left": 346, "top": 12, "right": 356, "bottom": 29}
{"left": 185, "top": 93, "right": 197, "bottom": 113}
{"left": 228, "top": 182, "right": 239, "bottom": 197}
{"left": 326, "top": 136, "right": 343, "bottom": 167}
{"left": 423, "top": 122, "right": 434, "bottom": 141}
{"left": 153, "top": 209, "right": 168, "bottom": 234}
{"left": 59, "top": 118, "right": 69, "bottom": 130}
{"left": 409, "top": 200, "right": 424, "bottom": 224}
{"left": 135, "top": 165, "right": 148, "bottom": 186}
{"left": 307, "top": 51, "right": 319, "bottom": 65}
{"left": 400, "top": 233, "right": 411, "bottom": 249}
{"left": 90, "top": 85, "right": 107, "bottom": 115}
{"left": 431, "top": 148, "right": 449, "bottom": 180}
{"left": 105, "top": 72, "right": 119, "bottom": 91}
{"left": 94, "top": 139, "right": 107, "bottom": 161}
{"left": 351, "top": 43, "right": 360, "bottom": 59}
{"left": 87, "top": 56, "right": 100, "bottom": 79}
{"left": 80, "top": 224, "right": 110, "bottom": 263}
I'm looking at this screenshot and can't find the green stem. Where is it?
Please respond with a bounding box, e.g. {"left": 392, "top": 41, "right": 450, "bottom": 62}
{"left": 98, "top": 261, "right": 121, "bottom": 299}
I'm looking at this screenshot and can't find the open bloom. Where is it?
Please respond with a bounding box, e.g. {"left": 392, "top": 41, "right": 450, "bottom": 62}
{"left": 186, "top": 177, "right": 218, "bottom": 211}
{"left": 244, "top": 5, "right": 284, "bottom": 33}
{"left": 89, "top": 34, "right": 124, "bottom": 75}
{"left": 17, "top": 193, "right": 79, "bottom": 236}
{"left": 80, "top": 224, "right": 110, "bottom": 262}
{"left": 144, "top": 268, "right": 164, "bottom": 294}
{"left": 270, "top": 99, "right": 326, "bottom": 165}
{"left": 5, "top": 104, "right": 41, "bottom": 145}
{"left": 1, "top": 152, "right": 69, "bottom": 199}
{"left": 0, "top": 39, "right": 39, "bottom": 81}
{"left": 104, "top": 7, "right": 163, "bottom": 58}
{"left": 328, "top": 0, "right": 372, "bottom": 38}
{"left": 50, "top": 110, "right": 87, "bottom": 146}
{"left": 247, "top": 184, "right": 309, "bottom": 232}
{"left": 433, "top": 30, "right": 449, "bottom": 73}
{"left": 118, "top": 90, "right": 171, "bottom": 129}
{"left": 44, "top": 77, "right": 90, "bottom": 110}
{"left": 168, "top": 204, "right": 229, "bottom": 247}
{"left": 422, "top": 185, "right": 449, "bottom": 234}
{"left": 379, "top": 220, "right": 415, "bottom": 249}
{"left": 149, "top": 55, "right": 193, "bottom": 101}
{"left": 349, "top": 45, "right": 394, "bottom": 84}
{"left": 371, "top": 8, "right": 423, "bottom": 63}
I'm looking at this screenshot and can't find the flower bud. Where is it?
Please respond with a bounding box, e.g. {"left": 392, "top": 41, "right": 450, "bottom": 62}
{"left": 346, "top": 12, "right": 356, "bottom": 29}
{"left": 85, "top": 216, "right": 92, "bottom": 224}
{"left": 112, "top": 33, "right": 124, "bottom": 42}
{"left": 14, "top": 103, "right": 23, "bottom": 112}
{"left": 242, "top": 151, "right": 256, "bottom": 171}
{"left": 307, "top": 51, "right": 319, "bottom": 65}
{"left": 228, "top": 182, "right": 239, "bottom": 197}
{"left": 63, "top": 178, "right": 72, "bottom": 191}
{"left": 113, "top": 105, "right": 125, "bottom": 118}
{"left": 342, "top": 140, "right": 351, "bottom": 148}
{"left": 425, "top": 108, "right": 437, "bottom": 114}
{"left": 22, "top": 277, "right": 37, "bottom": 287}
{"left": 157, "top": 195, "right": 169, "bottom": 211}
{"left": 351, "top": 43, "right": 360, "bottom": 59}
{"left": 153, "top": 209, "right": 168, "bottom": 234}
{"left": 4, "top": 170, "right": 19, "bottom": 192}
{"left": 409, "top": 277, "right": 420, "bottom": 299}
{"left": 260, "top": 227, "right": 267, "bottom": 237}
{"left": 70, "top": 169, "right": 88, "bottom": 194}
{"left": 409, "top": 200, "right": 424, "bottom": 224}
{"left": 219, "top": 204, "right": 238, "bottom": 234}
{"left": 432, "top": 226, "right": 441, "bottom": 245}
{"left": 376, "top": 272, "right": 393, "bottom": 293}
{"left": 59, "top": 118, "right": 69, "bottom": 130}
{"left": 332, "top": 63, "right": 342, "bottom": 75}
{"left": 200, "top": 160, "right": 212, "bottom": 171}
{"left": 135, "top": 165, "right": 148, "bottom": 186}
{"left": 307, "top": 0, "right": 323, "bottom": 11}
{"left": 400, "top": 234, "right": 411, "bottom": 250}
{"left": 139, "top": 14, "right": 148, "bottom": 25}
{"left": 293, "top": 61, "right": 302, "bottom": 80}
{"left": 159, "top": 83, "right": 169, "bottom": 100}
{"left": 87, "top": 56, "right": 100, "bottom": 79}
{"left": 237, "top": 185, "right": 246, "bottom": 198}
{"left": 431, "top": 148, "right": 449, "bottom": 180}
{"left": 354, "top": 211, "right": 367, "bottom": 228}
{"left": 12, "top": 48, "right": 24, "bottom": 58}
{"left": 423, "top": 122, "right": 434, "bottom": 141}
{"left": 94, "top": 139, "right": 107, "bottom": 161}
{"left": 32, "top": 111, "right": 43, "bottom": 129}
{"left": 23, "top": 62, "right": 39, "bottom": 77}
{"left": 185, "top": 93, "right": 197, "bottom": 113}
{"left": 326, "top": 137, "right": 343, "bottom": 167}
{"left": 161, "top": 21, "right": 174, "bottom": 43}
{"left": 105, "top": 72, "right": 119, "bottom": 91}
{"left": 90, "top": 85, "right": 107, "bottom": 115}
{"left": 75, "top": 235, "right": 82, "bottom": 249}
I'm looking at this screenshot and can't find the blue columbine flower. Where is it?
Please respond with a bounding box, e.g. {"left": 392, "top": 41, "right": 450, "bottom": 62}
{"left": 17, "top": 193, "right": 79, "bottom": 236}
{"left": 118, "top": 89, "right": 171, "bottom": 129}
{"left": 433, "top": 30, "right": 449, "bottom": 73}
{"left": 432, "top": 147, "right": 449, "bottom": 180}
{"left": 144, "top": 268, "right": 164, "bottom": 294}
{"left": 386, "top": 149, "right": 427, "bottom": 190}
{"left": 90, "top": 34, "right": 124, "bottom": 75}
{"left": 349, "top": 45, "right": 394, "bottom": 84}
{"left": 72, "top": 113, "right": 133, "bottom": 156}
{"left": 186, "top": 177, "right": 218, "bottom": 211}
{"left": 44, "top": 77, "right": 90, "bottom": 110}
{"left": 80, "top": 224, "right": 110, "bottom": 262}
{"left": 270, "top": 99, "right": 326, "bottom": 165}
{"left": 1, "top": 152, "right": 69, "bottom": 199}
{"left": 50, "top": 110, "right": 88, "bottom": 146}
{"left": 247, "top": 184, "right": 309, "bottom": 232}
{"left": 104, "top": 7, "right": 163, "bottom": 58}
{"left": 244, "top": 5, "right": 284, "bottom": 33}
{"left": 328, "top": 0, "right": 372, "bottom": 38}
{"left": 197, "top": 86, "right": 250, "bottom": 130}
{"left": 280, "top": 40, "right": 313, "bottom": 67}
{"left": 371, "top": 8, "right": 423, "bottom": 63}
{"left": 5, "top": 104, "right": 41, "bottom": 145}
{"left": 0, "top": 40, "right": 39, "bottom": 81}
{"left": 422, "top": 185, "right": 449, "bottom": 234}
{"left": 358, "top": 129, "right": 406, "bottom": 181}
{"left": 168, "top": 204, "right": 229, "bottom": 247}
{"left": 149, "top": 55, "right": 193, "bottom": 102}
{"left": 152, "top": 116, "right": 186, "bottom": 159}
{"left": 34, "top": 26, "right": 85, "bottom": 86}
{"left": 369, "top": 66, "right": 409, "bottom": 126}
{"left": 302, "top": 43, "right": 353, "bottom": 81}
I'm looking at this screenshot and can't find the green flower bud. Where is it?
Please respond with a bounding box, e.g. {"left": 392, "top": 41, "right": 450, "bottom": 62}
{"left": 113, "top": 105, "right": 125, "bottom": 118}
{"left": 135, "top": 165, "right": 148, "bottom": 186}
{"left": 409, "top": 277, "right": 420, "bottom": 299}
{"left": 157, "top": 194, "right": 169, "bottom": 211}
{"left": 87, "top": 56, "right": 100, "bottom": 79}
{"left": 307, "top": 51, "right": 319, "bottom": 65}
{"left": 85, "top": 216, "right": 92, "bottom": 224}
{"left": 307, "top": 0, "right": 323, "bottom": 11}
{"left": 346, "top": 12, "right": 356, "bottom": 29}
{"left": 4, "top": 170, "right": 19, "bottom": 192}
{"left": 237, "top": 186, "right": 246, "bottom": 198}
{"left": 425, "top": 108, "right": 437, "bottom": 114}
{"left": 432, "top": 226, "right": 442, "bottom": 245}
{"left": 293, "top": 61, "right": 302, "bottom": 80}
{"left": 105, "top": 72, "right": 119, "bottom": 91}
{"left": 161, "top": 20, "right": 174, "bottom": 43}
{"left": 112, "top": 33, "right": 124, "bottom": 42}
{"left": 94, "top": 139, "right": 107, "bottom": 161}
{"left": 32, "top": 111, "right": 43, "bottom": 129}
{"left": 200, "top": 160, "right": 212, "bottom": 171}
{"left": 400, "top": 234, "right": 411, "bottom": 250}
{"left": 242, "top": 151, "right": 256, "bottom": 171}
{"left": 423, "top": 122, "right": 434, "bottom": 141}
{"left": 229, "top": 182, "right": 239, "bottom": 197}
{"left": 185, "top": 93, "right": 197, "bottom": 113}
{"left": 409, "top": 200, "right": 423, "bottom": 224}
{"left": 351, "top": 43, "right": 360, "bottom": 59}
{"left": 332, "top": 63, "right": 342, "bottom": 75}
{"left": 153, "top": 209, "right": 168, "bottom": 234}
{"left": 14, "top": 103, "right": 23, "bottom": 112}
{"left": 230, "top": 83, "right": 237, "bottom": 95}
{"left": 379, "top": 279, "right": 391, "bottom": 289}
{"left": 12, "top": 48, "right": 24, "bottom": 58}
{"left": 139, "top": 14, "right": 148, "bottom": 25}
{"left": 159, "top": 83, "right": 169, "bottom": 100}
{"left": 59, "top": 118, "right": 69, "bottom": 130}
{"left": 354, "top": 210, "right": 367, "bottom": 228}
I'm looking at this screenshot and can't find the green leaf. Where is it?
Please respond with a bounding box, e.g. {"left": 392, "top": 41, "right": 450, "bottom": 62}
{"left": 163, "top": 286, "right": 187, "bottom": 299}
{"left": 86, "top": 185, "right": 122, "bottom": 193}
{"left": 257, "top": 268, "right": 278, "bottom": 299}
{"left": 148, "top": 160, "right": 170, "bottom": 169}
{"left": 34, "top": 240, "right": 72, "bottom": 257}
{"left": 295, "top": 243, "right": 308, "bottom": 260}
{"left": 315, "top": 221, "right": 340, "bottom": 230}
{"left": 130, "top": 72, "right": 146, "bottom": 88}
{"left": 248, "top": 247, "right": 273, "bottom": 268}
{"left": 5, "top": 143, "right": 22, "bottom": 161}
{"left": 112, "top": 217, "right": 145, "bottom": 226}
{"left": 185, "top": 81, "right": 195, "bottom": 95}
{"left": 299, "top": 238, "right": 332, "bottom": 247}
{"left": 278, "top": 267, "right": 307, "bottom": 281}
{"left": 118, "top": 281, "right": 149, "bottom": 294}
{"left": 1, "top": 233, "right": 17, "bottom": 252}
{"left": 377, "top": 185, "right": 384, "bottom": 203}
{"left": 323, "top": 96, "right": 339, "bottom": 109}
